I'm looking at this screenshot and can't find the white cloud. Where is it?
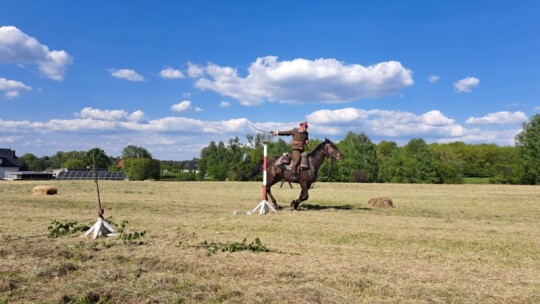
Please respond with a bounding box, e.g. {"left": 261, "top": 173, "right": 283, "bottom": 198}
{"left": 129, "top": 110, "right": 146, "bottom": 122}
{"left": 0, "top": 106, "right": 527, "bottom": 160}
{"left": 110, "top": 69, "right": 144, "bottom": 81}
{"left": 439, "top": 129, "right": 521, "bottom": 146}
{"left": 171, "top": 100, "right": 202, "bottom": 112}
{"left": 308, "top": 108, "right": 462, "bottom": 138}
{"left": 160, "top": 67, "right": 185, "bottom": 79}
{"left": 187, "top": 62, "right": 204, "bottom": 78}
{"left": 0, "top": 26, "right": 72, "bottom": 81}
{"left": 454, "top": 76, "right": 480, "bottom": 93}
{"left": 77, "top": 107, "right": 146, "bottom": 122}
{"left": 0, "top": 109, "right": 248, "bottom": 135}
{"left": 5, "top": 91, "right": 20, "bottom": 99}
{"left": 422, "top": 110, "right": 455, "bottom": 125}
{"left": 465, "top": 111, "right": 527, "bottom": 125}
{"left": 0, "top": 77, "right": 32, "bottom": 99}
{"left": 220, "top": 101, "right": 230, "bottom": 108}
{"left": 171, "top": 100, "right": 192, "bottom": 112}
{"left": 191, "top": 56, "right": 414, "bottom": 105}
{"left": 428, "top": 75, "right": 440, "bottom": 83}
{"left": 0, "top": 135, "right": 21, "bottom": 143}
{"left": 307, "top": 108, "right": 368, "bottom": 124}
{"left": 534, "top": 106, "right": 540, "bottom": 112}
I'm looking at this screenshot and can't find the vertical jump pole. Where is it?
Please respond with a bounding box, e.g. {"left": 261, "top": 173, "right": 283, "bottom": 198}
{"left": 92, "top": 148, "right": 103, "bottom": 217}
{"left": 262, "top": 142, "right": 267, "bottom": 202}
{"left": 83, "top": 147, "right": 118, "bottom": 239}
{"left": 248, "top": 141, "right": 277, "bottom": 215}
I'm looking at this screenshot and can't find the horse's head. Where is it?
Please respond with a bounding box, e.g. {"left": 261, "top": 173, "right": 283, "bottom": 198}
{"left": 322, "top": 138, "right": 343, "bottom": 160}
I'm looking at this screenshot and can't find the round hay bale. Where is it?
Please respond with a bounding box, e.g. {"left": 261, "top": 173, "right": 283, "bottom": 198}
{"left": 368, "top": 196, "right": 394, "bottom": 208}
{"left": 33, "top": 186, "right": 58, "bottom": 195}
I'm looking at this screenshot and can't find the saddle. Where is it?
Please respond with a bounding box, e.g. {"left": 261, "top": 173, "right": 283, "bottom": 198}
{"left": 274, "top": 153, "right": 309, "bottom": 171}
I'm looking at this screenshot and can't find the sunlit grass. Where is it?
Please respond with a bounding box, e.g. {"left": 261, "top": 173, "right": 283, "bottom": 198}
{"left": 1, "top": 181, "right": 539, "bottom": 303}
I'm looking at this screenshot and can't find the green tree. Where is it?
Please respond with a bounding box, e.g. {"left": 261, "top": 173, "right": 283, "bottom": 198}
{"left": 429, "top": 143, "right": 464, "bottom": 184}
{"left": 336, "top": 132, "right": 378, "bottom": 182}
{"left": 122, "top": 145, "right": 152, "bottom": 159}
{"left": 62, "top": 159, "right": 87, "bottom": 170}
{"left": 124, "top": 158, "right": 161, "bottom": 180}
{"left": 403, "top": 138, "right": 439, "bottom": 183}
{"left": 83, "top": 147, "right": 112, "bottom": 169}
{"left": 226, "top": 137, "right": 248, "bottom": 181}
{"left": 379, "top": 147, "right": 407, "bottom": 183}
{"left": 19, "top": 153, "right": 48, "bottom": 171}
{"left": 377, "top": 141, "right": 398, "bottom": 162}
{"left": 380, "top": 139, "right": 439, "bottom": 183}
{"left": 50, "top": 151, "right": 86, "bottom": 169}
{"left": 515, "top": 114, "right": 540, "bottom": 184}
{"left": 198, "top": 141, "right": 232, "bottom": 180}
{"left": 488, "top": 146, "right": 521, "bottom": 184}
{"left": 268, "top": 138, "right": 290, "bottom": 157}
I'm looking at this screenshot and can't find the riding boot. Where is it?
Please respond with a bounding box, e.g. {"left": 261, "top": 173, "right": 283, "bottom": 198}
{"left": 290, "top": 172, "right": 298, "bottom": 181}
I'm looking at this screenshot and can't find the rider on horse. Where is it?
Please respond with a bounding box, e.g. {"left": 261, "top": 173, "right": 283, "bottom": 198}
{"left": 271, "top": 121, "right": 309, "bottom": 181}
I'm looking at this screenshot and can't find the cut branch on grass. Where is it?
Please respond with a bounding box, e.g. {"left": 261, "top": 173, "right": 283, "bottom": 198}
{"left": 187, "top": 238, "right": 273, "bottom": 254}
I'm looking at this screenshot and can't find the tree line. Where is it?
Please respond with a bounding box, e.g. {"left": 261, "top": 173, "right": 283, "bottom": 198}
{"left": 197, "top": 114, "right": 540, "bottom": 185}
{"left": 17, "top": 114, "right": 540, "bottom": 184}
{"left": 18, "top": 145, "right": 194, "bottom": 181}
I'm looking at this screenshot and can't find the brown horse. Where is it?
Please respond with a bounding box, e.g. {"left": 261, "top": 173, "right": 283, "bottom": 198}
{"left": 257, "top": 138, "right": 343, "bottom": 210}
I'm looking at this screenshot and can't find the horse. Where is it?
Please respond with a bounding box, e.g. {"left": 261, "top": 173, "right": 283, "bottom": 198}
{"left": 254, "top": 138, "right": 343, "bottom": 210}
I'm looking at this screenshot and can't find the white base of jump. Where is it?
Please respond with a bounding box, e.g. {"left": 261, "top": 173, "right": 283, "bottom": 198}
{"left": 248, "top": 200, "right": 277, "bottom": 215}
{"left": 83, "top": 217, "right": 119, "bottom": 239}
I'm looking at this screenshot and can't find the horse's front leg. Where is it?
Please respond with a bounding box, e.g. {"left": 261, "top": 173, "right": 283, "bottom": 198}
{"left": 267, "top": 186, "right": 280, "bottom": 209}
{"left": 266, "top": 174, "right": 281, "bottom": 210}
{"left": 291, "top": 183, "right": 309, "bottom": 210}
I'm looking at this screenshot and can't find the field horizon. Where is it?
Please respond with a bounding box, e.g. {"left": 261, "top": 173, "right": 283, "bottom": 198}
{"left": 1, "top": 181, "right": 539, "bottom": 303}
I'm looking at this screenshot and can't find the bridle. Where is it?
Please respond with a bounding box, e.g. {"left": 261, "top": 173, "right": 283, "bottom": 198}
{"left": 323, "top": 142, "right": 341, "bottom": 160}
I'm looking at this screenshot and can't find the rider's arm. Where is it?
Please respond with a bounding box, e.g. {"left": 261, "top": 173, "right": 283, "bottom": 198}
{"left": 272, "top": 129, "right": 294, "bottom": 136}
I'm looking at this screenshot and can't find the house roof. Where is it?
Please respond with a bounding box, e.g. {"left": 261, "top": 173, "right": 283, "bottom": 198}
{"left": 0, "top": 149, "right": 23, "bottom": 168}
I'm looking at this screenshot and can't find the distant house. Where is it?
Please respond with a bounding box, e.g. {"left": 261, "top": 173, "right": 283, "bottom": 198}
{"left": 0, "top": 149, "right": 23, "bottom": 179}
{"left": 117, "top": 159, "right": 125, "bottom": 169}
{"left": 4, "top": 171, "right": 54, "bottom": 180}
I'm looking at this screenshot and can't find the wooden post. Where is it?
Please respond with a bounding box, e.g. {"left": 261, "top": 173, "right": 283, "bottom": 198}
{"left": 83, "top": 147, "right": 118, "bottom": 239}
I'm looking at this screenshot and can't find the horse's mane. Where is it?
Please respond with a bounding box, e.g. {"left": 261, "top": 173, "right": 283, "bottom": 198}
{"left": 307, "top": 138, "right": 333, "bottom": 157}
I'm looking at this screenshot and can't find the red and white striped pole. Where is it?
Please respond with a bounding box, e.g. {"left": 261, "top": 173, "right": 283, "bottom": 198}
{"left": 262, "top": 142, "right": 267, "bottom": 202}
{"left": 249, "top": 141, "right": 276, "bottom": 215}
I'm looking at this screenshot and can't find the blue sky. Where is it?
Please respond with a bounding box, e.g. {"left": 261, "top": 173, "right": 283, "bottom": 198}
{"left": 1, "top": 1, "right": 539, "bottom": 160}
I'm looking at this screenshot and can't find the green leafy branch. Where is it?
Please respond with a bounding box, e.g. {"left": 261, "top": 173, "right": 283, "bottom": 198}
{"left": 47, "top": 220, "right": 90, "bottom": 238}
{"left": 189, "top": 237, "right": 272, "bottom": 254}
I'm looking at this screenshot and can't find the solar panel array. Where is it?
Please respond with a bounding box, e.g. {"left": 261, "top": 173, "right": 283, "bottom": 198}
{"left": 56, "top": 171, "right": 125, "bottom": 180}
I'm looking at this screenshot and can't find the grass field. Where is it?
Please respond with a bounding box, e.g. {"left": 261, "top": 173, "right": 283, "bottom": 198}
{"left": 1, "top": 181, "right": 539, "bottom": 303}
{"left": 462, "top": 177, "right": 491, "bottom": 184}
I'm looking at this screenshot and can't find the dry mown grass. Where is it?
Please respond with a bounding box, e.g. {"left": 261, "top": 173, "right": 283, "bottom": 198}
{"left": 1, "top": 181, "right": 539, "bottom": 303}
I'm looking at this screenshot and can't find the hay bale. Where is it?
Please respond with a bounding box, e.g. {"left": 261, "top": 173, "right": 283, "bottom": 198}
{"left": 33, "top": 186, "right": 58, "bottom": 195}
{"left": 368, "top": 196, "right": 394, "bottom": 208}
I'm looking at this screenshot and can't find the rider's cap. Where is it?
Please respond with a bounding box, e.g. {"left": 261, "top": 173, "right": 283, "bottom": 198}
{"left": 299, "top": 121, "right": 308, "bottom": 128}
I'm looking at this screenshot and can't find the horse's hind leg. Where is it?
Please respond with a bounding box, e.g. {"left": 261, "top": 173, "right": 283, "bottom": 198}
{"left": 291, "top": 183, "right": 309, "bottom": 210}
